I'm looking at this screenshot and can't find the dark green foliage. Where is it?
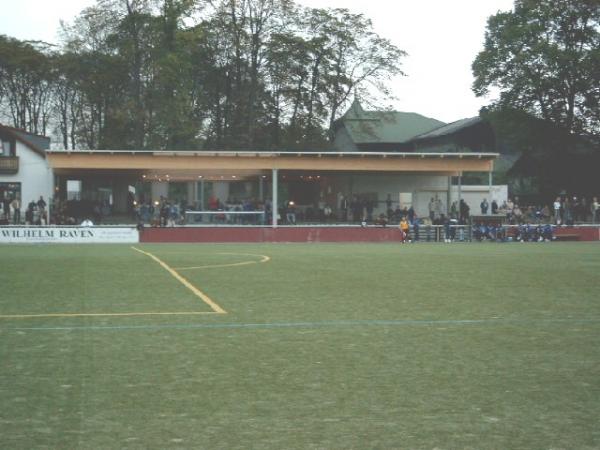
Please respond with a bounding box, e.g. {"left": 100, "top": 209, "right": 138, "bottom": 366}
{"left": 0, "top": 36, "right": 54, "bottom": 135}
{"left": 482, "top": 106, "right": 600, "bottom": 197}
{"left": 473, "top": 0, "right": 600, "bottom": 136}
{"left": 473, "top": 1, "right": 600, "bottom": 197}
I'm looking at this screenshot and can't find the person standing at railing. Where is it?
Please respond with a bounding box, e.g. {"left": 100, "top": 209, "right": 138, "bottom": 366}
{"left": 592, "top": 197, "right": 599, "bottom": 224}
{"left": 339, "top": 194, "right": 348, "bottom": 222}
{"left": 11, "top": 196, "right": 20, "bottom": 224}
{"left": 553, "top": 197, "right": 562, "bottom": 224}
{"left": 563, "top": 198, "right": 574, "bottom": 225}
{"left": 506, "top": 198, "right": 514, "bottom": 222}
{"left": 324, "top": 204, "right": 332, "bottom": 223}
{"left": 459, "top": 199, "right": 470, "bottom": 224}
{"left": 407, "top": 206, "right": 415, "bottom": 225}
{"left": 160, "top": 202, "right": 169, "bottom": 227}
{"left": 285, "top": 201, "right": 296, "bottom": 225}
{"left": 168, "top": 202, "right": 179, "bottom": 227}
{"left": 491, "top": 199, "right": 498, "bottom": 215}
{"left": 434, "top": 198, "right": 444, "bottom": 221}
{"left": 2, "top": 195, "right": 10, "bottom": 221}
{"left": 450, "top": 201, "right": 458, "bottom": 220}
{"left": 428, "top": 198, "right": 435, "bottom": 221}
{"left": 413, "top": 216, "right": 420, "bottom": 241}
{"left": 444, "top": 216, "right": 452, "bottom": 243}
{"left": 480, "top": 198, "right": 489, "bottom": 215}
{"left": 25, "top": 200, "right": 35, "bottom": 224}
{"left": 385, "top": 194, "right": 393, "bottom": 219}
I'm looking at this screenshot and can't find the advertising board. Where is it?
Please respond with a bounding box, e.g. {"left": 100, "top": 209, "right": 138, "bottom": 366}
{"left": 0, "top": 227, "right": 139, "bottom": 244}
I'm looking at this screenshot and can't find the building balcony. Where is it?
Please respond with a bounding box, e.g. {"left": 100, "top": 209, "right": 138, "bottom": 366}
{"left": 0, "top": 156, "right": 19, "bottom": 174}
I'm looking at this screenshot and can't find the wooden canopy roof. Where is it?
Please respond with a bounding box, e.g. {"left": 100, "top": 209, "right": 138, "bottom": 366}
{"left": 47, "top": 150, "right": 496, "bottom": 179}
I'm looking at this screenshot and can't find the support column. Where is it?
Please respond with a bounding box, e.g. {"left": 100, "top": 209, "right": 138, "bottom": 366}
{"left": 458, "top": 173, "right": 462, "bottom": 216}
{"left": 488, "top": 170, "right": 493, "bottom": 199}
{"left": 200, "top": 179, "right": 205, "bottom": 209}
{"left": 447, "top": 176, "right": 452, "bottom": 216}
{"left": 259, "top": 176, "right": 264, "bottom": 201}
{"left": 112, "top": 178, "right": 130, "bottom": 214}
{"left": 47, "top": 170, "right": 55, "bottom": 225}
{"left": 187, "top": 182, "right": 195, "bottom": 205}
{"left": 272, "top": 168, "right": 278, "bottom": 228}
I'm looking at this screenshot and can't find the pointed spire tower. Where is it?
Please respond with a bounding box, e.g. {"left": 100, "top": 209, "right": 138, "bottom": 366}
{"left": 344, "top": 98, "right": 366, "bottom": 120}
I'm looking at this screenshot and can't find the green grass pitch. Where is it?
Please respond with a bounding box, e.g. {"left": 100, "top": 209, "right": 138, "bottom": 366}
{"left": 1, "top": 242, "right": 599, "bottom": 449}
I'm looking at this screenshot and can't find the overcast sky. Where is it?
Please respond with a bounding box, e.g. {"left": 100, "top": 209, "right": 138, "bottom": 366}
{"left": 0, "top": 0, "right": 515, "bottom": 123}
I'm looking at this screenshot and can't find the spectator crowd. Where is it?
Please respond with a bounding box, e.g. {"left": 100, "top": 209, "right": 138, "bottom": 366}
{"left": 2, "top": 191, "right": 599, "bottom": 228}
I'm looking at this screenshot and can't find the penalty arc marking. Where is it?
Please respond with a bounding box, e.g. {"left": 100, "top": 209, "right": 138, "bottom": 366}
{"left": 131, "top": 246, "right": 227, "bottom": 314}
{"left": 174, "top": 252, "right": 270, "bottom": 270}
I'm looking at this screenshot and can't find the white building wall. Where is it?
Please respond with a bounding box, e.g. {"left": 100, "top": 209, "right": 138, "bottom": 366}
{"left": 0, "top": 140, "right": 53, "bottom": 206}
{"left": 212, "top": 182, "right": 230, "bottom": 202}
{"left": 151, "top": 181, "right": 168, "bottom": 201}
{"left": 450, "top": 185, "right": 508, "bottom": 215}
{"left": 335, "top": 174, "right": 450, "bottom": 218}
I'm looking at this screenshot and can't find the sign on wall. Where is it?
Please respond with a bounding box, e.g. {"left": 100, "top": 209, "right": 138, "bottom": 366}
{"left": 0, "top": 227, "right": 139, "bottom": 244}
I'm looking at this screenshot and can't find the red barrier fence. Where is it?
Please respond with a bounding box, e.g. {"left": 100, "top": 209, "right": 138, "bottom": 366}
{"left": 553, "top": 226, "right": 600, "bottom": 241}
{"left": 140, "top": 226, "right": 405, "bottom": 243}
{"left": 139, "top": 225, "right": 600, "bottom": 243}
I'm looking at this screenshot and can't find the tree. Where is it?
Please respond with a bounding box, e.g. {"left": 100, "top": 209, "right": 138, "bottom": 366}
{"left": 0, "top": 35, "right": 54, "bottom": 135}
{"left": 2, "top": 0, "right": 405, "bottom": 151}
{"left": 59, "top": 5, "right": 127, "bottom": 149}
{"left": 473, "top": 0, "right": 600, "bottom": 136}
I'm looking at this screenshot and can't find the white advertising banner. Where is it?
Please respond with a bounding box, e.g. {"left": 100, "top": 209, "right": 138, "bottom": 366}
{"left": 0, "top": 227, "right": 139, "bottom": 244}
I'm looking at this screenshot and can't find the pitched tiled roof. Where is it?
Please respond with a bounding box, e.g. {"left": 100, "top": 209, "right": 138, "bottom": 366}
{"left": 339, "top": 100, "right": 446, "bottom": 144}
{"left": 410, "top": 117, "right": 482, "bottom": 141}
{"left": 0, "top": 124, "right": 49, "bottom": 157}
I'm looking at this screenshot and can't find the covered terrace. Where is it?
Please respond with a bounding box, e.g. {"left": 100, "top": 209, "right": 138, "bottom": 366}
{"left": 47, "top": 150, "right": 497, "bottom": 227}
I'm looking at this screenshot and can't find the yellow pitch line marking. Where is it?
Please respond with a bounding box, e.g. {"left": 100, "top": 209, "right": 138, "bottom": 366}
{"left": 174, "top": 252, "right": 271, "bottom": 270}
{"left": 0, "top": 311, "right": 218, "bottom": 319}
{"left": 131, "top": 246, "right": 227, "bottom": 314}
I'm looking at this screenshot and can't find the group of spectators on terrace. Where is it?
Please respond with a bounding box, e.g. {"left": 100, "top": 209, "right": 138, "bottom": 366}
{"left": 552, "top": 195, "right": 599, "bottom": 225}
{"left": 132, "top": 195, "right": 270, "bottom": 226}
{"left": 127, "top": 192, "right": 600, "bottom": 228}
{"left": 52, "top": 199, "right": 111, "bottom": 225}
{"left": 137, "top": 199, "right": 185, "bottom": 226}
{"left": 470, "top": 195, "right": 600, "bottom": 225}
{"left": 0, "top": 195, "right": 48, "bottom": 225}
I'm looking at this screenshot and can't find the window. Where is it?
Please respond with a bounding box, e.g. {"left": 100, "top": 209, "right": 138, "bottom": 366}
{"left": 0, "top": 182, "right": 21, "bottom": 200}
{"left": 0, "top": 137, "right": 14, "bottom": 156}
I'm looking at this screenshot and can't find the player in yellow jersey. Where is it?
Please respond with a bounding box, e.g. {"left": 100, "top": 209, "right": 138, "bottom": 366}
{"left": 399, "top": 217, "right": 410, "bottom": 243}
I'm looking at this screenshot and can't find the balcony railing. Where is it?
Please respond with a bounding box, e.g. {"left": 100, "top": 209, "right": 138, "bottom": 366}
{"left": 0, "top": 156, "right": 19, "bottom": 174}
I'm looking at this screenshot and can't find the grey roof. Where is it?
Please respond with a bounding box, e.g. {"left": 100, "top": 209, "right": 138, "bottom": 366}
{"left": 410, "top": 117, "right": 483, "bottom": 141}
{"left": 0, "top": 124, "right": 49, "bottom": 157}
{"left": 13, "top": 129, "right": 50, "bottom": 151}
